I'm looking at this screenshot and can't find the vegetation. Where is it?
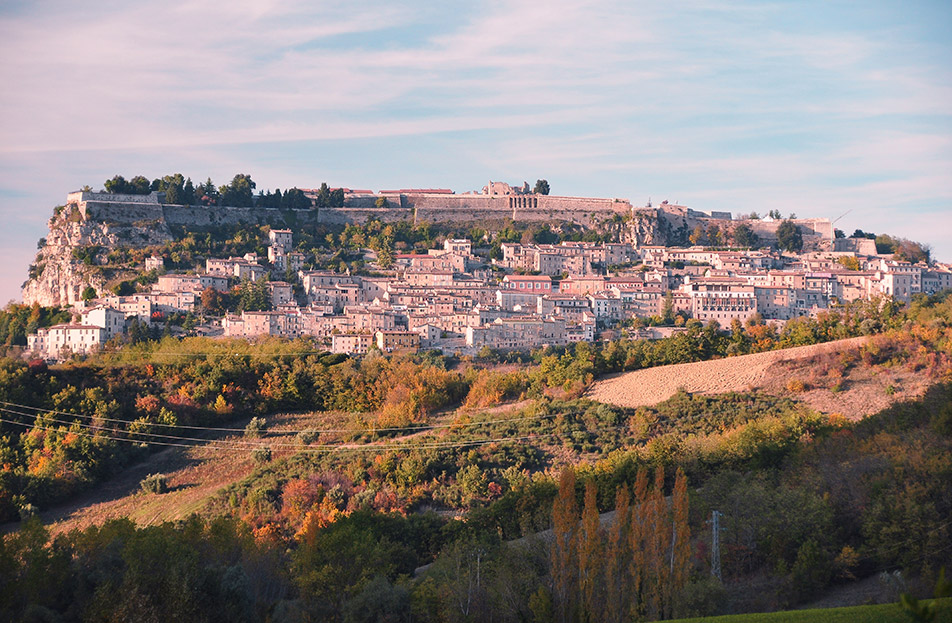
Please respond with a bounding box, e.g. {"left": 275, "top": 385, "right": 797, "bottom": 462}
{"left": 776, "top": 220, "right": 803, "bottom": 253}
{"left": 1, "top": 293, "right": 950, "bottom": 620}
{"left": 0, "top": 303, "right": 71, "bottom": 349}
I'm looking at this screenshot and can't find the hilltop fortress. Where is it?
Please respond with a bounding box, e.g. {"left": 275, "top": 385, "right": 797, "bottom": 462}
{"left": 24, "top": 181, "right": 834, "bottom": 307}
{"left": 66, "top": 179, "right": 833, "bottom": 238}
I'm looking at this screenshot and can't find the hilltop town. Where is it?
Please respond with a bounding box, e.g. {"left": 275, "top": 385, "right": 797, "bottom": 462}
{"left": 21, "top": 180, "right": 947, "bottom": 361}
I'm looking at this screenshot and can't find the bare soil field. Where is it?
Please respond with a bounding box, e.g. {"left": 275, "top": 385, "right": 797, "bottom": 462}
{"left": 585, "top": 336, "right": 938, "bottom": 421}
{"left": 588, "top": 338, "right": 866, "bottom": 406}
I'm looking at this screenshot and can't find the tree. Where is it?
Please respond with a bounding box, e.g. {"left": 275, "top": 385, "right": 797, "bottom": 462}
{"left": 200, "top": 287, "right": 226, "bottom": 315}
{"left": 104, "top": 175, "right": 130, "bottom": 194}
{"left": 533, "top": 179, "right": 550, "bottom": 195}
{"left": 219, "top": 174, "right": 256, "bottom": 207}
{"left": 330, "top": 188, "right": 345, "bottom": 207}
{"left": 732, "top": 224, "right": 757, "bottom": 248}
{"left": 182, "top": 178, "right": 196, "bottom": 205}
{"left": 670, "top": 468, "right": 691, "bottom": 616}
{"left": 374, "top": 196, "right": 389, "bottom": 209}
{"left": 838, "top": 256, "right": 860, "bottom": 271}
{"left": 689, "top": 225, "right": 705, "bottom": 246}
{"left": 234, "top": 280, "right": 270, "bottom": 312}
{"left": 604, "top": 485, "right": 631, "bottom": 623}
{"left": 283, "top": 188, "right": 311, "bottom": 210}
{"left": 154, "top": 173, "right": 186, "bottom": 204}
{"left": 551, "top": 466, "right": 578, "bottom": 623}
{"left": 199, "top": 178, "right": 219, "bottom": 206}
{"left": 578, "top": 479, "right": 602, "bottom": 621}
{"left": 315, "top": 182, "right": 332, "bottom": 208}
{"left": 81, "top": 285, "right": 97, "bottom": 302}
{"left": 130, "top": 175, "right": 152, "bottom": 195}
{"left": 776, "top": 220, "right": 803, "bottom": 253}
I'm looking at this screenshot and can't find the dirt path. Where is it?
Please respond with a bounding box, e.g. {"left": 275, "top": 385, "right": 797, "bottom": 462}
{"left": 587, "top": 337, "right": 869, "bottom": 409}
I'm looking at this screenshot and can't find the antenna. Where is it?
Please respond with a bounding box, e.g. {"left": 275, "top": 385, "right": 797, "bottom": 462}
{"left": 708, "top": 510, "right": 724, "bottom": 581}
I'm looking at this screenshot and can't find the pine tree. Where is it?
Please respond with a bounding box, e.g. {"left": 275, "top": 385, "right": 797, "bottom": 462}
{"left": 551, "top": 466, "right": 579, "bottom": 623}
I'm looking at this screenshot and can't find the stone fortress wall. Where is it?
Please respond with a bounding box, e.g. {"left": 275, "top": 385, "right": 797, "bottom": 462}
{"left": 62, "top": 187, "right": 833, "bottom": 239}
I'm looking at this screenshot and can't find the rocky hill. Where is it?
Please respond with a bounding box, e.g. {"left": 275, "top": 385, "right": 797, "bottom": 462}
{"left": 23, "top": 197, "right": 175, "bottom": 307}
{"left": 22, "top": 189, "right": 831, "bottom": 307}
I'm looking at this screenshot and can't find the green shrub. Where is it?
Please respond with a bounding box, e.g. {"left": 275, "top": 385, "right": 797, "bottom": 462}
{"left": 297, "top": 429, "right": 319, "bottom": 445}
{"left": 140, "top": 473, "right": 169, "bottom": 494}
{"left": 252, "top": 448, "right": 272, "bottom": 464}
{"left": 244, "top": 417, "right": 267, "bottom": 438}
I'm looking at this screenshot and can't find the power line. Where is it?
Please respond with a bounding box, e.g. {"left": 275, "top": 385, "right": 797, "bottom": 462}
{"left": 0, "top": 399, "right": 565, "bottom": 434}
{"left": 0, "top": 409, "right": 605, "bottom": 454}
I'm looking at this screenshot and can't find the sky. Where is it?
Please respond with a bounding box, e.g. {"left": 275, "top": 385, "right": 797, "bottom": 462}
{"left": 1, "top": 0, "right": 950, "bottom": 304}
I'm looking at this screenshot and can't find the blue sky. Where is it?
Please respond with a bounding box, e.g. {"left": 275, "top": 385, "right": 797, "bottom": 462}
{"left": 1, "top": 0, "right": 950, "bottom": 303}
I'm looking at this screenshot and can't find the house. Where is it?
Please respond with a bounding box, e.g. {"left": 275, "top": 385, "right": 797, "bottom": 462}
{"left": 331, "top": 333, "right": 372, "bottom": 355}
{"left": 375, "top": 330, "right": 421, "bottom": 352}
{"left": 28, "top": 324, "right": 106, "bottom": 360}
{"left": 81, "top": 306, "right": 126, "bottom": 340}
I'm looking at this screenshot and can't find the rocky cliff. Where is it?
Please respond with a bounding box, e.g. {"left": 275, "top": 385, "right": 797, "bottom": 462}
{"left": 23, "top": 198, "right": 174, "bottom": 307}
{"left": 22, "top": 190, "right": 829, "bottom": 307}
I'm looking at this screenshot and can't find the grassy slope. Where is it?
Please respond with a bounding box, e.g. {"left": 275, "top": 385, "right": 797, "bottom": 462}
{"left": 672, "top": 599, "right": 951, "bottom": 623}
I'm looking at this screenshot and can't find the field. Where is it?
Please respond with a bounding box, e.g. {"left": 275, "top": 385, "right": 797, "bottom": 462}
{"left": 587, "top": 335, "right": 934, "bottom": 420}
{"left": 672, "top": 599, "right": 951, "bottom": 623}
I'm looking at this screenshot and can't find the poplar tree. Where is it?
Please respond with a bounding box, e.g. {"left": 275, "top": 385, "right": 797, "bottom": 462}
{"left": 629, "top": 468, "right": 650, "bottom": 618}
{"left": 651, "top": 465, "right": 672, "bottom": 619}
{"left": 605, "top": 484, "right": 631, "bottom": 623}
{"left": 551, "top": 466, "right": 579, "bottom": 623}
{"left": 578, "top": 479, "right": 602, "bottom": 622}
{"left": 669, "top": 467, "right": 691, "bottom": 616}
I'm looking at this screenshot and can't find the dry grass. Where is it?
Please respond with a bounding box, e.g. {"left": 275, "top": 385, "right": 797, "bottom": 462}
{"left": 587, "top": 337, "right": 869, "bottom": 409}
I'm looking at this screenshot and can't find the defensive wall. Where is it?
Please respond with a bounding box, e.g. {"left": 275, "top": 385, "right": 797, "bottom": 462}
{"left": 67, "top": 191, "right": 635, "bottom": 229}
{"left": 63, "top": 191, "right": 831, "bottom": 238}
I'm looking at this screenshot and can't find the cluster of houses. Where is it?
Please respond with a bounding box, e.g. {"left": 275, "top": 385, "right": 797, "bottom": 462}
{"left": 26, "top": 228, "right": 952, "bottom": 361}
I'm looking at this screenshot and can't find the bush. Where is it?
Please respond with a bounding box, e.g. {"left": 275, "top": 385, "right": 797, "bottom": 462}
{"left": 252, "top": 448, "right": 272, "bottom": 464}
{"left": 786, "top": 378, "right": 807, "bottom": 393}
{"left": 297, "top": 429, "right": 319, "bottom": 445}
{"left": 140, "top": 473, "right": 169, "bottom": 494}
{"left": 245, "top": 417, "right": 267, "bottom": 438}
{"left": 18, "top": 503, "right": 38, "bottom": 521}
{"left": 674, "top": 576, "right": 728, "bottom": 618}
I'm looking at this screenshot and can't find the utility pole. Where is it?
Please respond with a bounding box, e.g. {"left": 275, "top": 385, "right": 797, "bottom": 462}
{"left": 708, "top": 510, "right": 723, "bottom": 582}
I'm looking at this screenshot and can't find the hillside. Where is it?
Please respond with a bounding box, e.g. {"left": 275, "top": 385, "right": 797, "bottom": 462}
{"left": 588, "top": 335, "right": 933, "bottom": 420}
{"left": 2, "top": 294, "right": 949, "bottom": 621}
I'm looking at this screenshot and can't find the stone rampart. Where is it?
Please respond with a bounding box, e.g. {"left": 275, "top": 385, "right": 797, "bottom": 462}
{"left": 82, "top": 200, "right": 166, "bottom": 224}
{"left": 317, "top": 207, "right": 414, "bottom": 225}
{"left": 69, "top": 191, "right": 163, "bottom": 205}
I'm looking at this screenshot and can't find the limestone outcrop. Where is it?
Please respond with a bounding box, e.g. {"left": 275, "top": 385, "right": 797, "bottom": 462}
{"left": 23, "top": 196, "right": 173, "bottom": 307}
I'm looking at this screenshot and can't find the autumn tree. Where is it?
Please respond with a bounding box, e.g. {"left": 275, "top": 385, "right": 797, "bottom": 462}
{"left": 551, "top": 466, "right": 578, "bottom": 623}
{"left": 604, "top": 484, "right": 631, "bottom": 623}
{"left": 669, "top": 467, "right": 691, "bottom": 617}
{"left": 629, "top": 468, "right": 650, "bottom": 618}
{"left": 578, "top": 479, "right": 602, "bottom": 621}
